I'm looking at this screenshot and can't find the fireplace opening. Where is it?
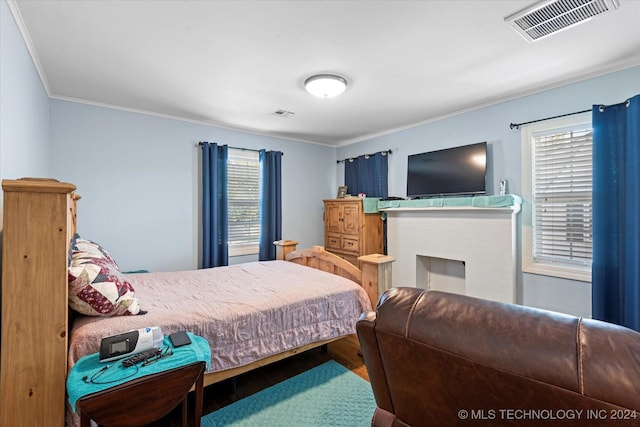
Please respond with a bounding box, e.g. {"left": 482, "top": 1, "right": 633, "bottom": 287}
{"left": 416, "top": 255, "right": 466, "bottom": 295}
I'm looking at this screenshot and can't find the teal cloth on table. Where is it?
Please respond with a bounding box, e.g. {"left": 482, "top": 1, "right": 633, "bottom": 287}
{"left": 66, "top": 332, "right": 210, "bottom": 412}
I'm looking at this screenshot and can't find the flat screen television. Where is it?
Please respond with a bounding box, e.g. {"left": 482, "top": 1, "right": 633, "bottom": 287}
{"left": 407, "top": 142, "right": 487, "bottom": 198}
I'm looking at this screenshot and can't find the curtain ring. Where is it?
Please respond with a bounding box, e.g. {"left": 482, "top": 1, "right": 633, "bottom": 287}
{"left": 625, "top": 99, "right": 631, "bottom": 108}
{"left": 348, "top": 158, "right": 354, "bottom": 163}
{"left": 381, "top": 151, "right": 387, "bottom": 156}
{"left": 364, "top": 155, "right": 370, "bottom": 159}
{"left": 598, "top": 105, "right": 605, "bottom": 112}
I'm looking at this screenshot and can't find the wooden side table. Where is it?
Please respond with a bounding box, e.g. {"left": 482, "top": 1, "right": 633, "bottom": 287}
{"left": 77, "top": 361, "right": 205, "bottom": 427}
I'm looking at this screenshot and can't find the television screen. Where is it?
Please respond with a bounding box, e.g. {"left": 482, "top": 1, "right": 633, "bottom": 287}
{"left": 407, "top": 142, "right": 487, "bottom": 198}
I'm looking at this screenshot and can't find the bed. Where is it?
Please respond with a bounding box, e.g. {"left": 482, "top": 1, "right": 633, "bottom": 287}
{"left": 0, "top": 178, "right": 394, "bottom": 426}
{"left": 68, "top": 246, "right": 384, "bottom": 385}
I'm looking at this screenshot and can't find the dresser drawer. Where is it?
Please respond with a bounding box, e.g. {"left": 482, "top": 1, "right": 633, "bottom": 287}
{"left": 341, "top": 237, "right": 359, "bottom": 254}
{"left": 325, "top": 234, "right": 342, "bottom": 251}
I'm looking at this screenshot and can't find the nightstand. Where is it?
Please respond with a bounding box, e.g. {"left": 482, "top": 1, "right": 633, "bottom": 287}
{"left": 77, "top": 361, "right": 205, "bottom": 427}
{"left": 68, "top": 332, "right": 211, "bottom": 427}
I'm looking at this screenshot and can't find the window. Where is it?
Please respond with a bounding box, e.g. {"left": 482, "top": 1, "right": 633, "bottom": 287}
{"left": 227, "top": 148, "right": 260, "bottom": 256}
{"left": 521, "top": 112, "right": 592, "bottom": 282}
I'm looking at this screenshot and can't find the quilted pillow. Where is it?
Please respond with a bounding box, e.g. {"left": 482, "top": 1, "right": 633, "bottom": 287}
{"left": 68, "top": 237, "right": 143, "bottom": 316}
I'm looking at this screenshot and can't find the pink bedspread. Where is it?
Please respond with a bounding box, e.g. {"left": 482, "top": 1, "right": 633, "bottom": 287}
{"left": 68, "top": 260, "right": 371, "bottom": 373}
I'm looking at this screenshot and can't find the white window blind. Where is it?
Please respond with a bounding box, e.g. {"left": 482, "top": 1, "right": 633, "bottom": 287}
{"left": 227, "top": 148, "right": 260, "bottom": 256}
{"left": 532, "top": 127, "right": 593, "bottom": 267}
{"left": 521, "top": 112, "right": 592, "bottom": 282}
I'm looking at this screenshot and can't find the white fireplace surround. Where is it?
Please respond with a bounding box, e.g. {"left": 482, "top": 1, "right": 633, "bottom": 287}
{"left": 384, "top": 205, "right": 521, "bottom": 304}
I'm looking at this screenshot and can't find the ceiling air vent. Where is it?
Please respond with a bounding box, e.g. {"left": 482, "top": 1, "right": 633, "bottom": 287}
{"left": 505, "top": 0, "right": 620, "bottom": 42}
{"left": 273, "top": 109, "right": 295, "bottom": 118}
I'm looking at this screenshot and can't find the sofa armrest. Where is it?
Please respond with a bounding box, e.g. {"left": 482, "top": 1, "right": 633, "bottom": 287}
{"left": 357, "top": 311, "right": 394, "bottom": 415}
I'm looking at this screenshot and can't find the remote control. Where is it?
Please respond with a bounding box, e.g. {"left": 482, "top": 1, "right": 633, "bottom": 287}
{"left": 121, "top": 348, "right": 162, "bottom": 367}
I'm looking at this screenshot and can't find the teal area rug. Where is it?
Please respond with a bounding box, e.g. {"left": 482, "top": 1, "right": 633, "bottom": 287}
{"left": 202, "top": 360, "right": 376, "bottom": 427}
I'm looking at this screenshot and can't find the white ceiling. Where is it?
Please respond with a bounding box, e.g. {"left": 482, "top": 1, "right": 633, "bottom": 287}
{"left": 10, "top": 0, "right": 640, "bottom": 146}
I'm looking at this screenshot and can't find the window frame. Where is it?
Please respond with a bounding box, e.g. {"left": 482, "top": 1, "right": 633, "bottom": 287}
{"left": 521, "top": 112, "right": 592, "bottom": 282}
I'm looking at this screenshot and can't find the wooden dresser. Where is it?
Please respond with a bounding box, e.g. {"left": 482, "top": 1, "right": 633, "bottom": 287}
{"left": 323, "top": 198, "right": 383, "bottom": 266}
{"left": 1, "top": 178, "right": 77, "bottom": 427}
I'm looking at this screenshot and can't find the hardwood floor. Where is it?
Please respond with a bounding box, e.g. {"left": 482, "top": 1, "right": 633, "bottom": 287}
{"left": 152, "top": 334, "right": 368, "bottom": 426}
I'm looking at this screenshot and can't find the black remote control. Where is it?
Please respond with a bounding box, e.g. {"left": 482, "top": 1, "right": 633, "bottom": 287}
{"left": 121, "top": 348, "right": 162, "bottom": 367}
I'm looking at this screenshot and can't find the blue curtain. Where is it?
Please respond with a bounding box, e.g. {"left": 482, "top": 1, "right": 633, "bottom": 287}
{"left": 201, "top": 142, "right": 228, "bottom": 268}
{"left": 592, "top": 94, "right": 640, "bottom": 331}
{"left": 259, "top": 150, "right": 282, "bottom": 261}
{"left": 344, "top": 151, "right": 389, "bottom": 198}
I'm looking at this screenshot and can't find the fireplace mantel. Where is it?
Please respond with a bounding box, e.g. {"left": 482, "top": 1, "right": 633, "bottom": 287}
{"left": 383, "top": 203, "right": 521, "bottom": 304}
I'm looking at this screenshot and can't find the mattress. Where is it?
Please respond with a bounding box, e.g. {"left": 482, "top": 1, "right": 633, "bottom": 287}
{"left": 68, "top": 260, "right": 372, "bottom": 373}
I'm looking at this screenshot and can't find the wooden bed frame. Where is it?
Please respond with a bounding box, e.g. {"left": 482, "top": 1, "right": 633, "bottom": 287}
{"left": 202, "top": 240, "right": 394, "bottom": 388}
{"left": 0, "top": 178, "right": 394, "bottom": 426}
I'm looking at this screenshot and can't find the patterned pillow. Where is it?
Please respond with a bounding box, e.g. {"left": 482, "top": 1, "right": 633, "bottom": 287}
{"left": 68, "top": 237, "right": 143, "bottom": 316}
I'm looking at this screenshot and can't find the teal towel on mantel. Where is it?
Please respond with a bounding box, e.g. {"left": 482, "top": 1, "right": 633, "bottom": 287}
{"left": 202, "top": 360, "right": 376, "bottom": 427}
{"left": 375, "top": 194, "right": 522, "bottom": 212}
{"left": 362, "top": 197, "right": 381, "bottom": 213}
{"left": 66, "top": 332, "right": 210, "bottom": 412}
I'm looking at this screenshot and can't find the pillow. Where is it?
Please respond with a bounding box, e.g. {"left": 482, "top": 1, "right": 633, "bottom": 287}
{"left": 68, "top": 237, "right": 143, "bottom": 316}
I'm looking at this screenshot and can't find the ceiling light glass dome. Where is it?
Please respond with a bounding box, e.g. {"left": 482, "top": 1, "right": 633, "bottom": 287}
{"left": 304, "top": 74, "right": 347, "bottom": 98}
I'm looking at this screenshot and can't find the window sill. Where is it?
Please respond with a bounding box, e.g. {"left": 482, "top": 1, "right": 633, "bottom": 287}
{"left": 523, "top": 263, "right": 591, "bottom": 283}
{"left": 229, "top": 244, "right": 259, "bottom": 257}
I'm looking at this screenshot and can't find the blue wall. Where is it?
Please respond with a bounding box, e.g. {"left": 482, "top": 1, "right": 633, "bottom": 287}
{"left": 0, "top": 0, "right": 50, "bottom": 182}
{"left": 49, "top": 100, "right": 336, "bottom": 272}
{"left": 337, "top": 65, "right": 640, "bottom": 317}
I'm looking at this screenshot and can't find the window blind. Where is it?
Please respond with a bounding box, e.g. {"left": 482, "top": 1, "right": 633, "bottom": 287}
{"left": 227, "top": 149, "right": 260, "bottom": 256}
{"left": 532, "top": 128, "right": 592, "bottom": 266}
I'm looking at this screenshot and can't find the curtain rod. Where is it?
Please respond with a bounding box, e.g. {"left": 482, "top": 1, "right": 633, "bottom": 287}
{"left": 509, "top": 109, "right": 591, "bottom": 130}
{"left": 510, "top": 98, "right": 632, "bottom": 130}
{"left": 198, "top": 142, "right": 283, "bottom": 155}
{"left": 336, "top": 149, "right": 392, "bottom": 164}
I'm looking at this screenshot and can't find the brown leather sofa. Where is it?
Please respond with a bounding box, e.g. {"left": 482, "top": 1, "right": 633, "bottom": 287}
{"left": 356, "top": 287, "right": 640, "bottom": 426}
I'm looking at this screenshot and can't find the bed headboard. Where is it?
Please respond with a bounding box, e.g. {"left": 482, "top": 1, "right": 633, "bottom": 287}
{"left": 1, "top": 177, "right": 77, "bottom": 426}
{"left": 70, "top": 192, "right": 81, "bottom": 237}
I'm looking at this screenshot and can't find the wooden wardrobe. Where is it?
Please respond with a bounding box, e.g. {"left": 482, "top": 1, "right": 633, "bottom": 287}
{"left": 1, "top": 178, "right": 78, "bottom": 426}
{"left": 323, "top": 198, "right": 383, "bottom": 266}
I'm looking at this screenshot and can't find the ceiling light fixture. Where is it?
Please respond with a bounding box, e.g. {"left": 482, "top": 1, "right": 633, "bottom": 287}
{"left": 304, "top": 74, "right": 347, "bottom": 98}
